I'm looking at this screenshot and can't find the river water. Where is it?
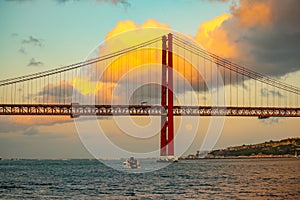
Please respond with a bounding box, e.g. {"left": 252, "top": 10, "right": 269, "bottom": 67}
{"left": 0, "top": 158, "right": 299, "bottom": 199}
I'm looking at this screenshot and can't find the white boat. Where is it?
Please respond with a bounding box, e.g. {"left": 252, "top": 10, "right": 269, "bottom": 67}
{"left": 123, "top": 157, "right": 140, "bottom": 169}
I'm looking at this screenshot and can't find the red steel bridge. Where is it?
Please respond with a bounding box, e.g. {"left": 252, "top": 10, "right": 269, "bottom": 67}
{"left": 0, "top": 33, "right": 299, "bottom": 156}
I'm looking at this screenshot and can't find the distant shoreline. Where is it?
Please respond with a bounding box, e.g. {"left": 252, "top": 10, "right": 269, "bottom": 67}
{"left": 206, "top": 137, "right": 299, "bottom": 159}
{"left": 181, "top": 137, "right": 300, "bottom": 160}
{"left": 203, "top": 155, "right": 299, "bottom": 159}
{"left": 180, "top": 155, "right": 299, "bottom": 160}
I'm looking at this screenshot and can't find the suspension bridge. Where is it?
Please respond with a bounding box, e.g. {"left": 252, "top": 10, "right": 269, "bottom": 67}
{"left": 0, "top": 33, "right": 299, "bottom": 156}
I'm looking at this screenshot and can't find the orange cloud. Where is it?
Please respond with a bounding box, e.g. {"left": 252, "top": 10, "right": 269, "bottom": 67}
{"left": 141, "top": 19, "right": 170, "bottom": 29}
{"left": 71, "top": 19, "right": 170, "bottom": 102}
{"left": 231, "top": 0, "right": 271, "bottom": 27}
{"left": 106, "top": 19, "right": 170, "bottom": 41}
{"left": 70, "top": 18, "right": 231, "bottom": 103}
{"left": 195, "top": 13, "right": 236, "bottom": 58}
{"left": 195, "top": 0, "right": 273, "bottom": 60}
{"left": 100, "top": 19, "right": 209, "bottom": 91}
{"left": 5, "top": 115, "right": 72, "bottom": 126}
{"left": 71, "top": 76, "right": 116, "bottom": 104}
{"left": 72, "top": 78, "right": 98, "bottom": 95}
{"left": 101, "top": 19, "right": 170, "bottom": 56}
{"left": 70, "top": 18, "right": 215, "bottom": 100}
{"left": 105, "top": 20, "right": 139, "bottom": 41}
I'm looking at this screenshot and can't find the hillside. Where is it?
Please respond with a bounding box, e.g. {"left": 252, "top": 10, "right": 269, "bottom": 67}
{"left": 205, "top": 137, "right": 300, "bottom": 158}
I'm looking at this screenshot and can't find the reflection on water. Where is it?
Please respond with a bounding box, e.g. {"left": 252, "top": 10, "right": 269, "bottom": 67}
{"left": 0, "top": 158, "right": 299, "bottom": 199}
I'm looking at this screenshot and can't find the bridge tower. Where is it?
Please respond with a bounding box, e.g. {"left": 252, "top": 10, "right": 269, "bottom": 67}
{"left": 161, "top": 33, "right": 174, "bottom": 156}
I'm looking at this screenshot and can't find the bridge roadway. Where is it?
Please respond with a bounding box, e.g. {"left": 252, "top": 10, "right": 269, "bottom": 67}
{"left": 0, "top": 104, "right": 299, "bottom": 118}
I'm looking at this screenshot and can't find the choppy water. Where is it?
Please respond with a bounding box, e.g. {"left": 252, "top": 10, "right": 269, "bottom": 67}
{"left": 0, "top": 158, "right": 299, "bottom": 199}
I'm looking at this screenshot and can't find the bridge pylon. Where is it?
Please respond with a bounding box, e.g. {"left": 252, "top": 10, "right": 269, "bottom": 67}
{"left": 161, "top": 33, "right": 174, "bottom": 156}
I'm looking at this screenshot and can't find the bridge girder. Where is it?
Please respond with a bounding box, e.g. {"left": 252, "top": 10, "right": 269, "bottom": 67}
{"left": 0, "top": 104, "right": 299, "bottom": 118}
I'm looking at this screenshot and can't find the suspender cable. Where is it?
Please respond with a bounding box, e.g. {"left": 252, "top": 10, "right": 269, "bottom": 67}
{"left": 210, "top": 59, "right": 213, "bottom": 106}
{"left": 255, "top": 76, "right": 256, "bottom": 107}
{"left": 223, "top": 61, "right": 225, "bottom": 107}
{"left": 236, "top": 67, "right": 238, "bottom": 107}
{"left": 249, "top": 73, "right": 251, "bottom": 107}
{"left": 204, "top": 58, "right": 206, "bottom": 106}
{"left": 242, "top": 67, "right": 244, "bottom": 107}
{"left": 183, "top": 43, "right": 186, "bottom": 105}
{"left": 217, "top": 63, "right": 219, "bottom": 106}
{"left": 230, "top": 63, "right": 232, "bottom": 106}
{"left": 190, "top": 50, "right": 192, "bottom": 106}
{"left": 266, "top": 81, "right": 269, "bottom": 107}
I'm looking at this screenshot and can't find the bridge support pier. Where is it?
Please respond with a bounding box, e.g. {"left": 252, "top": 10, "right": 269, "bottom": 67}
{"left": 161, "top": 33, "right": 174, "bottom": 156}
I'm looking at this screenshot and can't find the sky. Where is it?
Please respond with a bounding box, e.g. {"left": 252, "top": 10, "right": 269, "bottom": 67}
{"left": 0, "top": 0, "right": 300, "bottom": 159}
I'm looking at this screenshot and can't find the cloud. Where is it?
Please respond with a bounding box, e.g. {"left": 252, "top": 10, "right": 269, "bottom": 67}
{"left": 0, "top": 118, "right": 28, "bottom": 133}
{"left": 261, "top": 88, "right": 285, "bottom": 98}
{"left": 35, "top": 79, "right": 116, "bottom": 106}
{"left": 195, "top": 0, "right": 300, "bottom": 77}
{"left": 37, "top": 81, "right": 81, "bottom": 103}
{"left": 260, "top": 88, "right": 268, "bottom": 97}
{"left": 96, "top": 0, "right": 131, "bottom": 8}
{"left": 27, "top": 58, "right": 43, "bottom": 67}
{"left": 100, "top": 19, "right": 224, "bottom": 94}
{"left": 11, "top": 33, "right": 18, "bottom": 37}
{"left": 18, "top": 47, "right": 26, "bottom": 54}
{"left": 53, "top": 0, "right": 131, "bottom": 8}
{"left": 0, "top": 116, "right": 71, "bottom": 129}
{"left": 0, "top": 116, "right": 72, "bottom": 138}
{"left": 0, "top": 115, "right": 73, "bottom": 136}
{"left": 23, "top": 127, "right": 39, "bottom": 136}
{"left": 105, "top": 19, "right": 169, "bottom": 40}
{"left": 6, "top": 0, "right": 131, "bottom": 7}
{"left": 0, "top": 115, "right": 109, "bottom": 137}
{"left": 195, "top": 13, "right": 234, "bottom": 58}
{"left": 22, "top": 36, "right": 43, "bottom": 47}
{"left": 269, "top": 90, "right": 284, "bottom": 98}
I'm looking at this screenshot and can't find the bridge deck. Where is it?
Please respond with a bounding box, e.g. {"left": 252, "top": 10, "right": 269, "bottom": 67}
{"left": 0, "top": 104, "right": 299, "bottom": 118}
